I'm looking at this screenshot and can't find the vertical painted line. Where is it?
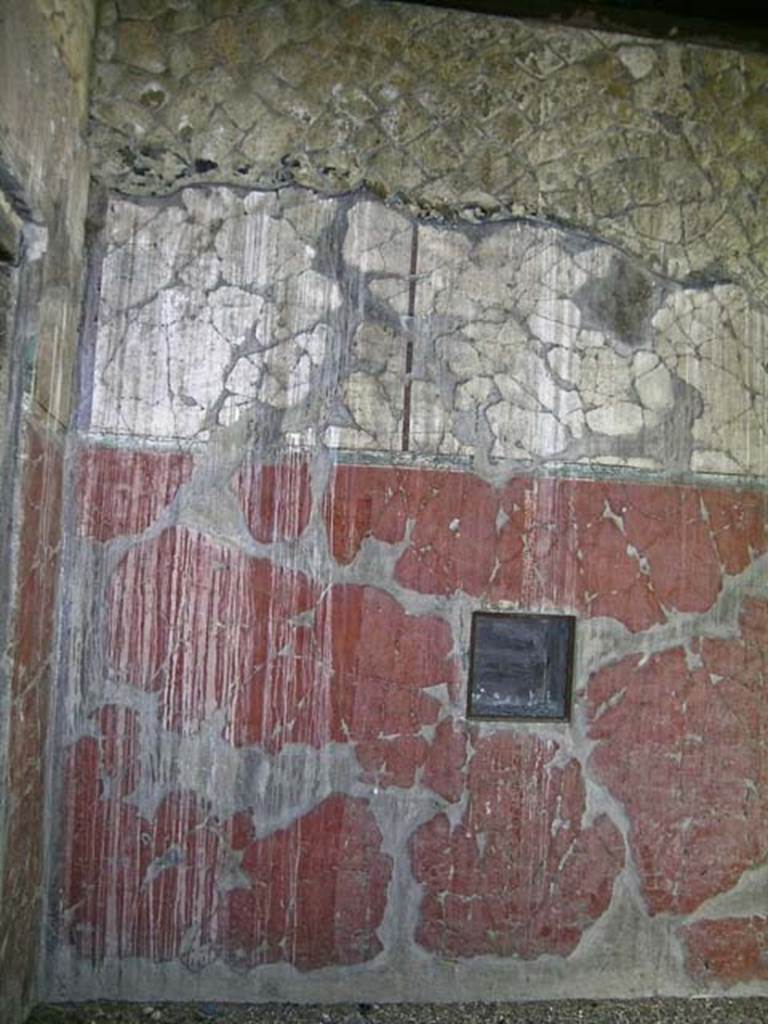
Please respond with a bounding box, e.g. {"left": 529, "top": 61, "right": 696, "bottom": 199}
{"left": 401, "top": 222, "right": 419, "bottom": 453}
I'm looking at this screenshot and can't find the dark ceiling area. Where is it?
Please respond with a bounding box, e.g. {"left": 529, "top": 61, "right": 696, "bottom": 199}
{"left": 398, "top": 0, "right": 768, "bottom": 52}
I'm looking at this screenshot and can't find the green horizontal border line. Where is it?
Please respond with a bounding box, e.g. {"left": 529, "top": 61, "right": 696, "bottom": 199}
{"left": 76, "top": 429, "right": 768, "bottom": 494}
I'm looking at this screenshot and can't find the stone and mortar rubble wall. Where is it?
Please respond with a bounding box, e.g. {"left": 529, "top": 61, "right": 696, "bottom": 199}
{"left": 91, "top": 0, "right": 768, "bottom": 296}
{"left": 50, "top": 185, "right": 768, "bottom": 1003}
{"left": 0, "top": 2, "right": 96, "bottom": 1022}
{"left": 46, "top": 0, "right": 768, "bottom": 1008}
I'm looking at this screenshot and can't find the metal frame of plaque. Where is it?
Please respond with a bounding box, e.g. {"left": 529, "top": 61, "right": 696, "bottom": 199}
{"left": 467, "top": 611, "right": 575, "bottom": 721}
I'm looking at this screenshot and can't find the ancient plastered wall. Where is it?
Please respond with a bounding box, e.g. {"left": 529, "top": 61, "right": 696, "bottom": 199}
{"left": 0, "top": 2, "right": 95, "bottom": 1021}
{"left": 54, "top": 0, "right": 768, "bottom": 1005}
{"left": 52, "top": 186, "right": 767, "bottom": 1002}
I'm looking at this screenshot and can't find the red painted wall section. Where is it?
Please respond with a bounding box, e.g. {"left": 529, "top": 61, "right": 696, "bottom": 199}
{"left": 328, "top": 466, "right": 765, "bottom": 630}
{"left": 223, "top": 796, "right": 391, "bottom": 971}
{"left": 588, "top": 598, "right": 767, "bottom": 917}
{"left": 105, "top": 529, "right": 455, "bottom": 756}
{"left": 65, "top": 720, "right": 390, "bottom": 969}
{"left": 76, "top": 447, "right": 192, "bottom": 541}
{"left": 107, "top": 529, "right": 322, "bottom": 745}
{"left": 682, "top": 917, "right": 768, "bottom": 986}
{"left": 236, "top": 458, "right": 313, "bottom": 543}
{"left": 410, "top": 732, "right": 624, "bottom": 959}
{"left": 1, "top": 419, "right": 64, "bottom": 1009}
{"left": 61, "top": 449, "right": 767, "bottom": 981}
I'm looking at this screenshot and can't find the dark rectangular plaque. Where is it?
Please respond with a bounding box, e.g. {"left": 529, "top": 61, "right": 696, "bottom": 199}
{"left": 467, "top": 611, "right": 575, "bottom": 720}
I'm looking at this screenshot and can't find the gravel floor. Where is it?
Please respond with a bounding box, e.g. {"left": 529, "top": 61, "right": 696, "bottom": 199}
{"left": 27, "top": 1001, "right": 768, "bottom": 1024}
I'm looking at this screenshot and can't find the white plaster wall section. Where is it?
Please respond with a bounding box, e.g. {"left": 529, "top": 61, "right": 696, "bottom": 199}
{"left": 432, "top": 222, "right": 763, "bottom": 476}
{"left": 214, "top": 189, "right": 339, "bottom": 433}
{"left": 90, "top": 188, "right": 341, "bottom": 443}
{"left": 91, "top": 195, "right": 221, "bottom": 439}
{"left": 654, "top": 284, "right": 768, "bottom": 476}
{"left": 408, "top": 226, "right": 482, "bottom": 457}
{"left": 411, "top": 222, "right": 583, "bottom": 458}
{"left": 408, "top": 221, "right": 705, "bottom": 470}
{"left": 327, "top": 199, "right": 412, "bottom": 452}
{"left": 87, "top": 188, "right": 767, "bottom": 481}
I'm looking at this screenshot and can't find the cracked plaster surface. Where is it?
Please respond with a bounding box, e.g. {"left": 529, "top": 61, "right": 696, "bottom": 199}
{"left": 88, "top": 189, "right": 767, "bottom": 480}
{"left": 52, "top": 445, "right": 767, "bottom": 997}
{"left": 90, "top": 0, "right": 768, "bottom": 296}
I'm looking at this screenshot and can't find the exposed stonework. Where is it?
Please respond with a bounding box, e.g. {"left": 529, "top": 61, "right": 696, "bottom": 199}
{"left": 90, "top": 0, "right": 768, "bottom": 295}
